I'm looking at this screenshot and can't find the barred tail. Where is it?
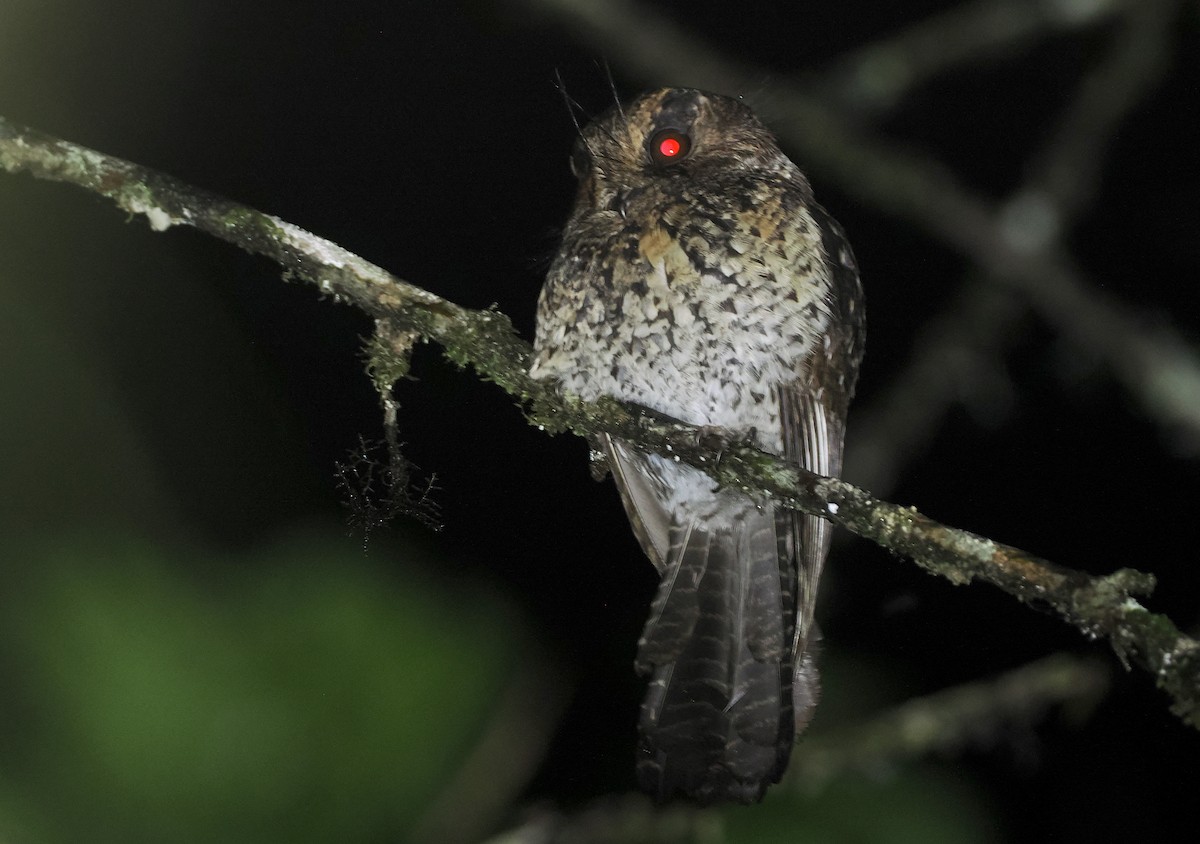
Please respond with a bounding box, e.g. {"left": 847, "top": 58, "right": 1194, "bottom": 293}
{"left": 634, "top": 502, "right": 798, "bottom": 804}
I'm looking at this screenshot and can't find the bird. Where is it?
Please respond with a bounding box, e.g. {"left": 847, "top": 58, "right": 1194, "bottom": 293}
{"left": 530, "top": 87, "right": 864, "bottom": 804}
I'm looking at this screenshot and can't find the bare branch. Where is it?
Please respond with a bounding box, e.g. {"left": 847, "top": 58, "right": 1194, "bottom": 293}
{"left": 847, "top": 4, "right": 1171, "bottom": 493}
{"left": 1026, "top": 1, "right": 1174, "bottom": 217}
{"left": 3, "top": 115, "right": 1194, "bottom": 728}
{"left": 816, "top": 0, "right": 1133, "bottom": 115}
{"left": 411, "top": 647, "right": 572, "bottom": 844}
{"left": 483, "top": 654, "right": 1111, "bottom": 842}
{"left": 483, "top": 795, "right": 711, "bottom": 844}
{"left": 520, "top": 0, "right": 1200, "bottom": 449}
{"left": 786, "top": 653, "right": 1110, "bottom": 790}
{"left": 844, "top": 281, "right": 1024, "bottom": 493}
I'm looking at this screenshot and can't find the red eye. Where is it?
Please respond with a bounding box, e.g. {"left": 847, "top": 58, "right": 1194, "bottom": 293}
{"left": 648, "top": 128, "right": 691, "bottom": 164}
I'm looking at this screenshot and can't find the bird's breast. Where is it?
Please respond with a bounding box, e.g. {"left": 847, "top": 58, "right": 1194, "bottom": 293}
{"left": 532, "top": 208, "right": 833, "bottom": 452}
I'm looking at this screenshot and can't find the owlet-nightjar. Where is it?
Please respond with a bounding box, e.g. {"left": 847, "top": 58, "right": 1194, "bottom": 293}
{"left": 531, "top": 87, "right": 865, "bottom": 804}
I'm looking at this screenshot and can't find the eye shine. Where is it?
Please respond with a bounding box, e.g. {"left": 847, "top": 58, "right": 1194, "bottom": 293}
{"left": 649, "top": 128, "right": 690, "bottom": 163}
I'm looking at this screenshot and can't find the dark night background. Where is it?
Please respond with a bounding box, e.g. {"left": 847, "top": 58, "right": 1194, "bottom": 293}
{"left": 1, "top": 1, "right": 1197, "bottom": 842}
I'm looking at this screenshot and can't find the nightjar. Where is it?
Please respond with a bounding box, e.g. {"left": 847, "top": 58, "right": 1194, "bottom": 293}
{"left": 530, "top": 87, "right": 864, "bottom": 804}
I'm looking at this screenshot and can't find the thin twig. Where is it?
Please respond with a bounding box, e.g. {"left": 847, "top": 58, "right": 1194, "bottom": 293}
{"left": 2, "top": 115, "right": 1195, "bottom": 727}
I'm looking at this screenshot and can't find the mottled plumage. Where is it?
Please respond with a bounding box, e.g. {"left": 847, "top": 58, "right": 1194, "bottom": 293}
{"left": 531, "top": 88, "right": 864, "bottom": 804}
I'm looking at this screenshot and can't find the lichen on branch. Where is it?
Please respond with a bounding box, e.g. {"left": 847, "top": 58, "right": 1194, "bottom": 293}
{"left": 2, "top": 112, "right": 1196, "bottom": 729}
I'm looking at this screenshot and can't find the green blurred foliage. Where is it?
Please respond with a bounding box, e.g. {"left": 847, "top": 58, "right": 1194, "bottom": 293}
{"left": 1, "top": 7, "right": 524, "bottom": 836}
{"left": 0, "top": 534, "right": 522, "bottom": 842}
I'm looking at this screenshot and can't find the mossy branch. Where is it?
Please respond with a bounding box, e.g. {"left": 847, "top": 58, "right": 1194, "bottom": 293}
{"left": 2, "top": 114, "right": 1196, "bottom": 729}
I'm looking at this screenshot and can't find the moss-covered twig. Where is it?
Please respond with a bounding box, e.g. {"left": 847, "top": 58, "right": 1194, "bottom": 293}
{"left": 2, "top": 114, "right": 1196, "bottom": 729}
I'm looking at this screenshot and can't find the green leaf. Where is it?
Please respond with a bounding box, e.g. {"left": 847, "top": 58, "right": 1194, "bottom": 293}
{"left": 0, "top": 532, "right": 525, "bottom": 843}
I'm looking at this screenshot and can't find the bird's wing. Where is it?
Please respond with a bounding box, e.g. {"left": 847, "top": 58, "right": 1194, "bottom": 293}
{"left": 780, "top": 200, "right": 865, "bottom": 730}
{"left": 605, "top": 437, "right": 672, "bottom": 574}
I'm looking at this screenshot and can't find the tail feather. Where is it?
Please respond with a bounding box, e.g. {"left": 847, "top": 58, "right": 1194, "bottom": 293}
{"left": 635, "top": 502, "right": 796, "bottom": 804}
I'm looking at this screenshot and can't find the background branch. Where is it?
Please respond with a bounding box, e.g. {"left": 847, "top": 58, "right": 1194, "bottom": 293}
{"left": 845, "top": 280, "right": 1023, "bottom": 494}
{"left": 483, "top": 653, "right": 1111, "bottom": 843}
{"left": 815, "top": 0, "right": 1135, "bottom": 115}
{"left": 521, "top": 0, "right": 1200, "bottom": 452}
{"left": 846, "top": 0, "right": 1169, "bottom": 493}
{"left": 784, "top": 653, "right": 1111, "bottom": 790}
{"left": 3, "top": 115, "right": 1195, "bottom": 729}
